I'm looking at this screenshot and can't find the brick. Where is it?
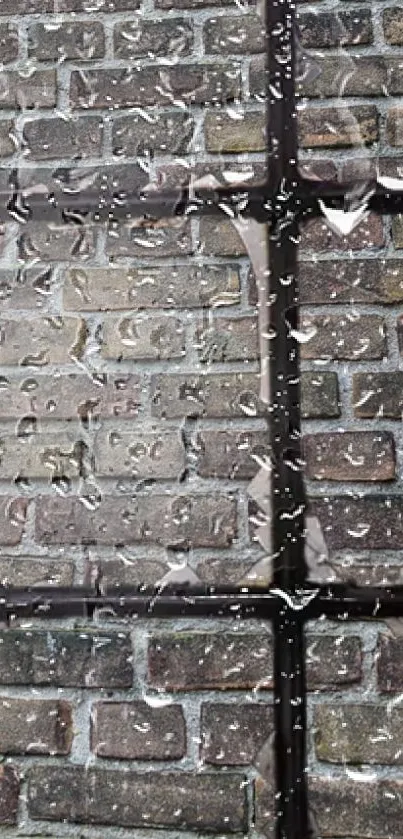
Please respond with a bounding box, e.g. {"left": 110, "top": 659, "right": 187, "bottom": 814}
{"left": 199, "top": 218, "right": 246, "bottom": 256}
{"left": 36, "top": 495, "right": 237, "bottom": 548}
{"left": 303, "top": 432, "right": 395, "bottom": 481}
{"left": 378, "top": 635, "right": 403, "bottom": 691}
{"left": 151, "top": 372, "right": 262, "bottom": 419}
{"left": 302, "top": 213, "right": 384, "bottom": 251}
{"left": 298, "top": 105, "right": 378, "bottom": 148}
{"left": 0, "top": 317, "right": 86, "bottom": 365}
{"left": 114, "top": 19, "right": 193, "bottom": 59}
{"left": 28, "top": 22, "right": 104, "bottom": 61}
{"left": 113, "top": 112, "right": 194, "bottom": 157}
{"left": 300, "top": 372, "right": 340, "bottom": 418}
{"left": 0, "top": 121, "right": 15, "bottom": 157}
{"left": 23, "top": 117, "right": 103, "bottom": 161}
{"left": 59, "top": 0, "right": 139, "bottom": 8}
{"left": 397, "top": 315, "right": 403, "bottom": 354}
{"left": 300, "top": 56, "right": 386, "bottom": 98}
{"left": 299, "top": 259, "right": 403, "bottom": 304}
{"left": 314, "top": 703, "right": 403, "bottom": 764}
{"left": 203, "top": 14, "right": 264, "bottom": 54}
{"left": 63, "top": 264, "right": 240, "bottom": 311}
{"left": 311, "top": 496, "right": 403, "bottom": 550}
{"left": 156, "top": 0, "right": 240, "bottom": 7}
{"left": 0, "top": 0, "right": 52, "bottom": 11}
{"left": 148, "top": 632, "right": 362, "bottom": 690}
{"left": 0, "top": 498, "right": 27, "bottom": 545}
{"left": 196, "top": 315, "right": 258, "bottom": 362}
{"left": 353, "top": 372, "right": 403, "bottom": 418}
{"left": 91, "top": 701, "right": 186, "bottom": 760}
{"left": 310, "top": 776, "right": 403, "bottom": 838}
{"left": 0, "top": 766, "right": 18, "bottom": 825}
{"left": 19, "top": 223, "right": 96, "bottom": 262}
{"left": 93, "top": 428, "right": 185, "bottom": 479}
{"left": 0, "top": 429, "right": 83, "bottom": 480}
{"left": 0, "top": 629, "right": 132, "bottom": 688}
{"left": 106, "top": 219, "right": 192, "bottom": 260}
{"left": 201, "top": 703, "right": 274, "bottom": 765}
{"left": 0, "top": 70, "right": 56, "bottom": 110}
{"left": 28, "top": 766, "right": 247, "bottom": 832}
{"left": 300, "top": 314, "right": 386, "bottom": 360}
{"left": 0, "top": 557, "right": 74, "bottom": 587}
{"left": 0, "top": 25, "right": 19, "bottom": 64}
{"left": 383, "top": 8, "right": 403, "bottom": 44}
{"left": 0, "top": 373, "right": 140, "bottom": 421}
{"left": 70, "top": 65, "right": 240, "bottom": 110}
{"left": 383, "top": 58, "right": 403, "bottom": 94}
{"left": 0, "top": 697, "right": 72, "bottom": 755}
{"left": 254, "top": 777, "right": 275, "bottom": 838}
{"left": 386, "top": 108, "right": 403, "bottom": 146}
{"left": 298, "top": 10, "right": 373, "bottom": 47}
{"left": 392, "top": 215, "right": 403, "bottom": 247}
{"left": 196, "top": 428, "right": 269, "bottom": 479}
{"left": 101, "top": 316, "right": 185, "bottom": 361}
{"left": 204, "top": 111, "right": 265, "bottom": 153}
{"left": 85, "top": 556, "right": 168, "bottom": 589}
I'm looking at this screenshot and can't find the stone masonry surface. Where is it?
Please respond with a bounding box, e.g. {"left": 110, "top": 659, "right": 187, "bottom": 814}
{"left": 0, "top": 0, "right": 400, "bottom": 838}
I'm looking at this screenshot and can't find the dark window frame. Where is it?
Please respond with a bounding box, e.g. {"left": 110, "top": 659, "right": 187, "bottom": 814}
{"left": 2, "top": 2, "right": 403, "bottom": 838}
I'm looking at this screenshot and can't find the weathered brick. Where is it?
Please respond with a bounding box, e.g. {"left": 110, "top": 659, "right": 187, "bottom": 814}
{"left": 311, "top": 495, "right": 403, "bottom": 550}
{"left": 60, "top": 0, "right": 138, "bottom": 9}
{"left": 378, "top": 635, "right": 403, "bottom": 691}
{"left": 303, "top": 432, "right": 395, "bottom": 481}
{"left": 353, "top": 372, "right": 403, "bottom": 418}
{"left": 201, "top": 703, "right": 274, "bottom": 765}
{"left": 203, "top": 14, "right": 264, "bottom": 54}
{"left": 0, "top": 697, "right": 72, "bottom": 755}
{"left": 0, "top": 0, "right": 52, "bottom": 11}
{"left": 148, "top": 632, "right": 362, "bottom": 690}
{"left": 300, "top": 372, "right": 340, "bottom": 418}
{"left": 91, "top": 701, "right": 186, "bottom": 760}
{"left": 19, "top": 223, "right": 96, "bottom": 262}
{"left": 204, "top": 111, "right": 265, "bottom": 153}
{"left": 0, "top": 25, "right": 18, "bottom": 64}
{"left": 35, "top": 495, "right": 237, "bottom": 548}
{"left": 300, "top": 314, "right": 386, "bottom": 360}
{"left": 300, "top": 56, "right": 386, "bottom": 98}
{"left": 113, "top": 112, "right": 194, "bottom": 157}
{"left": 101, "top": 316, "right": 185, "bottom": 361}
{"left": 196, "top": 428, "right": 269, "bottom": 479}
{"left": 392, "top": 215, "right": 403, "bottom": 247}
{"left": 0, "top": 317, "right": 86, "bottom": 365}
{"left": 63, "top": 264, "right": 240, "bottom": 311}
{"left": 93, "top": 428, "right": 185, "bottom": 479}
{"left": 302, "top": 214, "right": 384, "bottom": 251}
{"left": 299, "top": 259, "right": 403, "bottom": 304}
{"left": 0, "top": 70, "right": 56, "bottom": 110}
{"left": 383, "top": 7, "right": 403, "bottom": 44}
{"left": 85, "top": 556, "right": 168, "bottom": 589}
{"left": 70, "top": 65, "right": 240, "bottom": 110}
{"left": 0, "top": 766, "right": 18, "bottom": 825}
{"left": 151, "top": 372, "right": 262, "bottom": 419}
{"left": 199, "top": 218, "right": 246, "bottom": 256}
{"left": 0, "top": 498, "right": 27, "bottom": 545}
{"left": 106, "top": 219, "right": 192, "bottom": 260}
{"left": 314, "top": 703, "right": 403, "bottom": 763}
{"left": 310, "top": 776, "right": 403, "bottom": 838}
{"left": 298, "top": 10, "right": 373, "bottom": 47}
{"left": 386, "top": 108, "right": 403, "bottom": 146}
{"left": 28, "top": 22, "right": 105, "bottom": 61}
{"left": 0, "top": 429, "right": 83, "bottom": 479}
{"left": 383, "top": 58, "right": 403, "bottom": 94}
{"left": 28, "top": 766, "right": 247, "bottom": 832}
{"left": 0, "top": 557, "right": 74, "bottom": 587}
{"left": 23, "top": 117, "right": 103, "bottom": 161}
{"left": 298, "top": 105, "right": 378, "bottom": 148}
{"left": 196, "top": 315, "right": 258, "bottom": 362}
{"left": 0, "top": 373, "right": 140, "bottom": 421}
{"left": 156, "top": 0, "right": 240, "bottom": 7}
{"left": 114, "top": 19, "right": 192, "bottom": 59}
{"left": 0, "top": 629, "right": 133, "bottom": 688}
{"left": 0, "top": 120, "right": 15, "bottom": 157}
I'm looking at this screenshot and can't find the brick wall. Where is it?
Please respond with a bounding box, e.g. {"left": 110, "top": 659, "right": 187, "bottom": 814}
{"left": 0, "top": 0, "right": 401, "bottom": 837}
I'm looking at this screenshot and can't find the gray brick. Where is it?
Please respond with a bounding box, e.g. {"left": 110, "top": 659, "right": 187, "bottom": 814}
{"left": 93, "top": 428, "right": 185, "bottom": 479}
{"left": 114, "top": 19, "right": 193, "bottom": 59}
{"left": 113, "top": 112, "right": 194, "bottom": 157}
{"left": 101, "top": 316, "right": 185, "bottom": 360}
{"left": 91, "top": 701, "right": 186, "bottom": 760}
{"left": 203, "top": 14, "right": 264, "bottom": 54}
{"left": 0, "top": 70, "right": 56, "bottom": 110}
{"left": 23, "top": 117, "right": 103, "bottom": 161}
{"left": 0, "top": 25, "right": 18, "bottom": 64}
{"left": 28, "top": 22, "right": 104, "bottom": 61}
{"left": 0, "top": 317, "right": 86, "bottom": 365}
